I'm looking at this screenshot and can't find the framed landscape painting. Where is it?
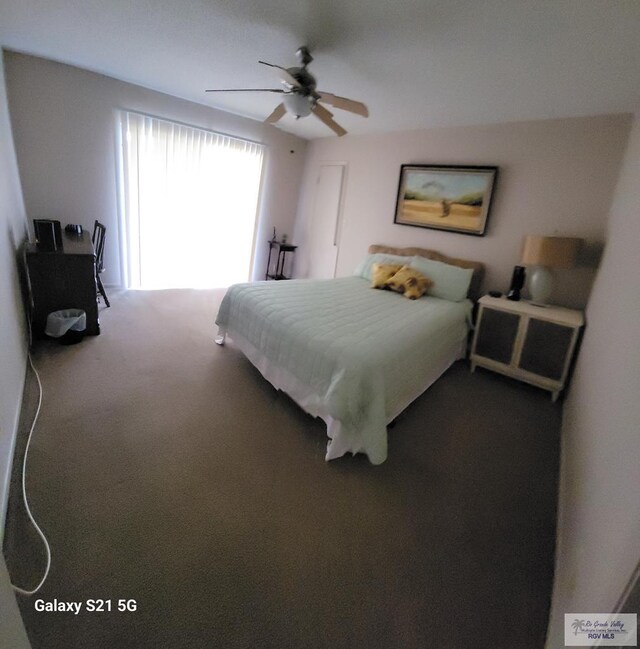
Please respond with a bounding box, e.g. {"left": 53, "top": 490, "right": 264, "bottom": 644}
{"left": 394, "top": 164, "right": 498, "bottom": 236}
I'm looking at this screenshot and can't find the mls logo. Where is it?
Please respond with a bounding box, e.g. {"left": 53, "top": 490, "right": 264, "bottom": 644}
{"left": 570, "top": 619, "right": 587, "bottom": 635}
{"left": 564, "top": 614, "right": 637, "bottom": 646}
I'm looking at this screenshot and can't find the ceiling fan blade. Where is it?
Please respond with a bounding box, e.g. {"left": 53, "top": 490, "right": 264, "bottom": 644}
{"left": 265, "top": 103, "right": 287, "bottom": 124}
{"left": 311, "top": 103, "right": 347, "bottom": 137}
{"left": 317, "top": 92, "right": 369, "bottom": 117}
{"left": 205, "top": 88, "right": 285, "bottom": 93}
{"left": 258, "top": 61, "right": 301, "bottom": 88}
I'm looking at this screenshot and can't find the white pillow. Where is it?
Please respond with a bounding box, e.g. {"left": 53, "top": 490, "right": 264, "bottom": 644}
{"left": 354, "top": 253, "right": 413, "bottom": 281}
{"left": 409, "top": 256, "right": 474, "bottom": 302}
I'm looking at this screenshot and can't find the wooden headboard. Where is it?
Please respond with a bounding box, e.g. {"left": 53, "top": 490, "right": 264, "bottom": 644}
{"left": 368, "top": 245, "right": 485, "bottom": 302}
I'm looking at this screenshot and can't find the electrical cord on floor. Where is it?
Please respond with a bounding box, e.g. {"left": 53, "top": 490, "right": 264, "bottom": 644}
{"left": 10, "top": 352, "right": 52, "bottom": 596}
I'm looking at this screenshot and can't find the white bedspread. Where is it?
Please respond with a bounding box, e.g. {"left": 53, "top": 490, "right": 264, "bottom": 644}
{"left": 215, "top": 276, "right": 472, "bottom": 464}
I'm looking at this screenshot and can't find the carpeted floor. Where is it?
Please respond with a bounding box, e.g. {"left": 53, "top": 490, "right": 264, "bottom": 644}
{"left": 4, "top": 289, "right": 561, "bottom": 649}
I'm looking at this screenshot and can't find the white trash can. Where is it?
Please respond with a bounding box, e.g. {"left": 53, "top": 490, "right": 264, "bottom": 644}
{"left": 45, "top": 309, "right": 87, "bottom": 345}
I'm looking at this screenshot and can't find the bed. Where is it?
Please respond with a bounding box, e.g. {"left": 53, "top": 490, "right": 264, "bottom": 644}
{"left": 215, "top": 245, "right": 484, "bottom": 464}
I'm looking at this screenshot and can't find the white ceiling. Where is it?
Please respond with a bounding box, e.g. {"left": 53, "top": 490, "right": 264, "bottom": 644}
{"left": 1, "top": 0, "right": 639, "bottom": 140}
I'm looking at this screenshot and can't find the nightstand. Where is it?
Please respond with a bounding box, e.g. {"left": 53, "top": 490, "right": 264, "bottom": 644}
{"left": 265, "top": 240, "right": 297, "bottom": 280}
{"left": 470, "top": 296, "right": 584, "bottom": 401}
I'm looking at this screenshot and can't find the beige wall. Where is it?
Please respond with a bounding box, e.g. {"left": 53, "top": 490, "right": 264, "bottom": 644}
{"left": 0, "top": 49, "right": 32, "bottom": 649}
{"left": 294, "top": 115, "right": 631, "bottom": 308}
{"left": 4, "top": 51, "right": 307, "bottom": 287}
{"left": 545, "top": 114, "right": 640, "bottom": 646}
{"left": 0, "top": 51, "right": 28, "bottom": 534}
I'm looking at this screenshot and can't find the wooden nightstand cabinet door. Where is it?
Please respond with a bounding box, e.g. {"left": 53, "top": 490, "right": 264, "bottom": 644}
{"left": 475, "top": 307, "right": 520, "bottom": 365}
{"left": 518, "top": 319, "right": 574, "bottom": 380}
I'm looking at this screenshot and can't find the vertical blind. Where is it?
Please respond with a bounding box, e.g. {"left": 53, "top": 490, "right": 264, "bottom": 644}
{"left": 118, "top": 111, "right": 264, "bottom": 289}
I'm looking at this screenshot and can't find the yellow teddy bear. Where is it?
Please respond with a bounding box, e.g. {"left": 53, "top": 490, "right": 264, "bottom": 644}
{"left": 385, "top": 265, "right": 433, "bottom": 300}
{"left": 371, "top": 263, "right": 403, "bottom": 289}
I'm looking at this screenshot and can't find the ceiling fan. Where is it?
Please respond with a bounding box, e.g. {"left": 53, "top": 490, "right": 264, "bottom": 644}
{"left": 205, "top": 47, "right": 368, "bottom": 137}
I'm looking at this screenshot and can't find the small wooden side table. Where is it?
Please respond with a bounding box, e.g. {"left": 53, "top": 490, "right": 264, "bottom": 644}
{"left": 265, "top": 241, "right": 297, "bottom": 280}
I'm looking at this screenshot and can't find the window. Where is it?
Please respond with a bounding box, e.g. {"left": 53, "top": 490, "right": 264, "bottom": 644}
{"left": 118, "top": 111, "right": 264, "bottom": 289}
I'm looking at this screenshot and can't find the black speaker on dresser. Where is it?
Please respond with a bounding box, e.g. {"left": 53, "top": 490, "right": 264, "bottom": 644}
{"left": 507, "top": 265, "right": 526, "bottom": 301}
{"left": 33, "top": 219, "right": 63, "bottom": 252}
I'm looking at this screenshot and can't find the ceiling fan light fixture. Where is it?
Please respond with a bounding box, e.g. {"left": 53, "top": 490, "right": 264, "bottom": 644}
{"left": 205, "top": 47, "right": 368, "bottom": 135}
{"left": 283, "top": 93, "right": 312, "bottom": 118}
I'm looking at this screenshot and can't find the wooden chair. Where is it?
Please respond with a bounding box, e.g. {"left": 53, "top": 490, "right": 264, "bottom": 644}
{"left": 92, "top": 220, "right": 110, "bottom": 307}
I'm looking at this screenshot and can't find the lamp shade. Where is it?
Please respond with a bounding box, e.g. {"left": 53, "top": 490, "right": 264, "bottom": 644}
{"left": 521, "top": 236, "right": 581, "bottom": 269}
{"left": 283, "top": 93, "right": 312, "bottom": 118}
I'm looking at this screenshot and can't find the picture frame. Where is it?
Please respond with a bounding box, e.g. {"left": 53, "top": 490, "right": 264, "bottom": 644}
{"left": 393, "top": 164, "right": 498, "bottom": 236}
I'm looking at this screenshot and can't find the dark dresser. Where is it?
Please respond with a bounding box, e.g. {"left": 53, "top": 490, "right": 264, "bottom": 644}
{"left": 26, "top": 231, "right": 100, "bottom": 337}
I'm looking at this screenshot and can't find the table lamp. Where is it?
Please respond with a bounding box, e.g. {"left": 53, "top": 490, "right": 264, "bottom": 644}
{"left": 521, "top": 235, "right": 581, "bottom": 305}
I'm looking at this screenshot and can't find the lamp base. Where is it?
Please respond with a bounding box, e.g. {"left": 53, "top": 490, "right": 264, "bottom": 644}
{"left": 528, "top": 266, "right": 554, "bottom": 305}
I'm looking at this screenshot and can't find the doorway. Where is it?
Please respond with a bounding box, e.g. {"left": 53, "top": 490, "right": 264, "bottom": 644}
{"left": 306, "top": 163, "right": 346, "bottom": 279}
